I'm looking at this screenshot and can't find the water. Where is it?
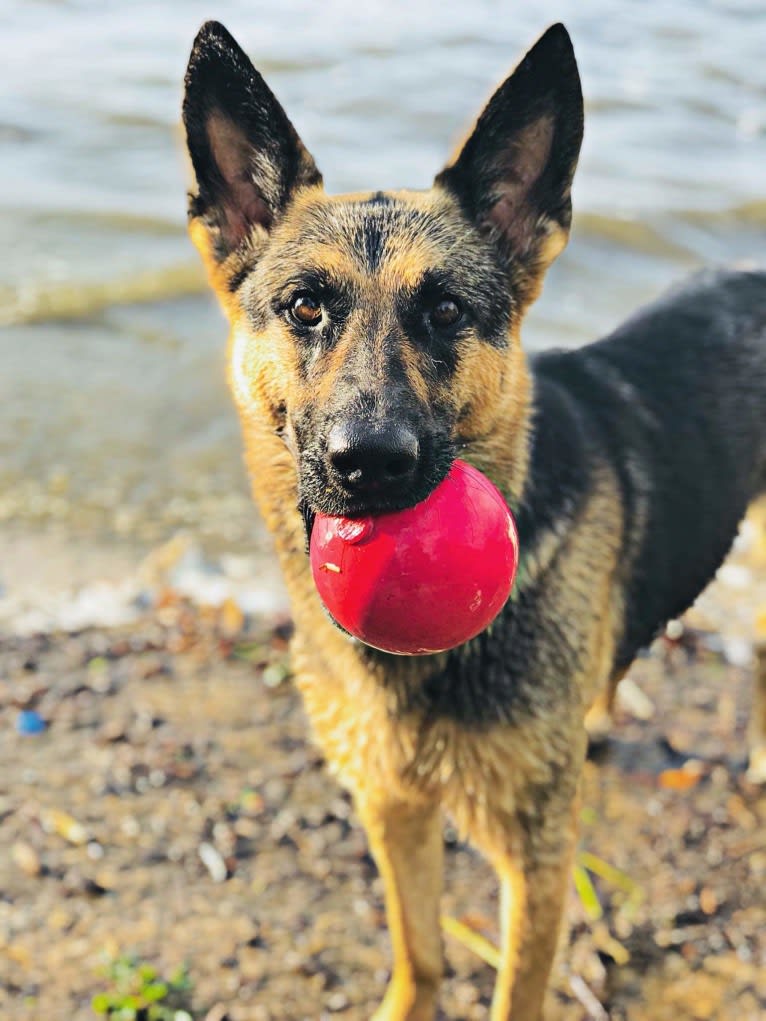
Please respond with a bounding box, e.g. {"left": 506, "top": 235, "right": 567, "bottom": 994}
{"left": 1, "top": 0, "right": 765, "bottom": 565}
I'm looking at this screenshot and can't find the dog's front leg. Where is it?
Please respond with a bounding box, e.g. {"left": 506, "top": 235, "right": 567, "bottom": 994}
{"left": 357, "top": 795, "right": 444, "bottom": 1021}
{"left": 488, "top": 805, "right": 578, "bottom": 1021}
{"left": 467, "top": 759, "right": 582, "bottom": 1021}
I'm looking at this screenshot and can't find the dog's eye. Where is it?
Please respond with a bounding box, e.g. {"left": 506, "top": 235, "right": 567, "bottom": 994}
{"left": 429, "top": 297, "right": 462, "bottom": 329}
{"left": 290, "top": 294, "right": 323, "bottom": 327}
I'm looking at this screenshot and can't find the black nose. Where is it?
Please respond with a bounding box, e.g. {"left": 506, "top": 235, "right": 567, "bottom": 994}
{"left": 327, "top": 421, "right": 420, "bottom": 488}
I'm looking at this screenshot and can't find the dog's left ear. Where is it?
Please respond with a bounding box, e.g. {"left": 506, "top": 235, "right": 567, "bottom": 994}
{"left": 436, "top": 24, "right": 583, "bottom": 288}
{"left": 183, "top": 21, "right": 322, "bottom": 265}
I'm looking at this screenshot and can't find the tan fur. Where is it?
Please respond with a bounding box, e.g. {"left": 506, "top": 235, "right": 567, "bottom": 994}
{"left": 453, "top": 329, "right": 533, "bottom": 504}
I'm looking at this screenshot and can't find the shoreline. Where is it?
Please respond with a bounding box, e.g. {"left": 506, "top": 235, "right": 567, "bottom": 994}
{"left": 0, "top": 525, "right": 289, "bottom": 638}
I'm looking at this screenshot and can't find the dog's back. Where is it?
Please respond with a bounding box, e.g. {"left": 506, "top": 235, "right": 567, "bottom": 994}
{"left": 530, "top": 268, "right": 766, "bottom": 671}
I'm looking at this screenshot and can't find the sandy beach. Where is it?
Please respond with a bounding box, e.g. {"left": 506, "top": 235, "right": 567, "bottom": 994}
{"left": 1, "top": 514, "right": 765, "bottom": 1021}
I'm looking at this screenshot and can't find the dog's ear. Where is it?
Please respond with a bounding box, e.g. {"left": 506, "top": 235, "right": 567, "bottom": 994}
{"left": 435, "top": 24, "right": 582, "bottom": 289}
{"left": 183, "top": 21, "right": 322, "bottom": 263}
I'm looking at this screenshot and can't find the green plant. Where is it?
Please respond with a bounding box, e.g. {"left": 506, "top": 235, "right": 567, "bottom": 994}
{"left": 91, "top": 955, "right": 194, "bottom": 1020}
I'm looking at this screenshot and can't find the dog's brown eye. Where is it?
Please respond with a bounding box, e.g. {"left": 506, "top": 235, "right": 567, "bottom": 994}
{"left": 290, "top": 294, "right": 323, "bottom": 327}
{"left": 430, "top": 298, "right": 462, "bottom": 328}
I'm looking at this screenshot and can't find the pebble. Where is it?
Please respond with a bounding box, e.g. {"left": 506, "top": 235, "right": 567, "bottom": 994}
{"left": 199, "top": 841, "right": 228, "bottom": 883}
{"left": 721, "top": 635, "right": 753, "bottom": 667}
{"left": 87, "top": 840, "right": 105, "bottom": 860}
{"left": 204, "top": 1006, "right": 230, "bottom": 1021}
{"left": 219, "top": 597, "right": 244, "bottom": 639}
{"left": 325, "top": 992, "right": 349, "bottom": 1012}
{"left": 716, "top": 563, "right": 752, "bottom": 589}
{"left": 121, "top": 815, "right": 141, "bottom": 838}
{"left": 262, "top": 662, "right": 289, "bottom": 688}
{"left": 15, "top": 709, "right": 47, "bottom": 735}
{"left": 12, "top": 841, "right": 42, "bottom": 877}
{"left": 40, "top": 808, "right": 88, "bottom": 845}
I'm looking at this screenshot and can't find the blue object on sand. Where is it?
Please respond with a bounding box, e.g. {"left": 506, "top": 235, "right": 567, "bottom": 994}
{"left": 16, "top": 710, "right": 47, "bottom": 735}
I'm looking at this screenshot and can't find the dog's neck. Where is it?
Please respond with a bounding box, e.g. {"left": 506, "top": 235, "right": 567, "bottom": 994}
{"left": 455, "top": 338, "right": 534, "bottom": 514}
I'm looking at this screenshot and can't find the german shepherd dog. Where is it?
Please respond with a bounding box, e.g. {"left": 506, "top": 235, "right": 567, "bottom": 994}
{"left": 182, "top": 21, "right": 766, "bottom": 1020}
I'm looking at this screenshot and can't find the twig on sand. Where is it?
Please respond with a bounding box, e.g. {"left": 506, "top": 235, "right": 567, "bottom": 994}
{"left": 440, "top": 915, "right": 501, "bottom": 970}
{"left": 568, "top": 973, "right": 610, "bottom": 1020}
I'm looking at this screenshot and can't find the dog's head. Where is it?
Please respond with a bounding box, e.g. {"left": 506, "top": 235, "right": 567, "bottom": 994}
{"left": 183, "top": 22, "right": 582, "bottom": 520}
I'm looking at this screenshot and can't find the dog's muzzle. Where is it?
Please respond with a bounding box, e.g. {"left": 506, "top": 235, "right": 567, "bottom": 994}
{"left": 326, "top": 420, "right": 420, "bottom": 495}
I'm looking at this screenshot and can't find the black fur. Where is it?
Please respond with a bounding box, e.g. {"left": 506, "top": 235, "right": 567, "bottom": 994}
{"left": 578, "top": 268, "right": 766, "bottom": 669}
{"left": 378, "top": 268, "right": 766, "bottom": 725}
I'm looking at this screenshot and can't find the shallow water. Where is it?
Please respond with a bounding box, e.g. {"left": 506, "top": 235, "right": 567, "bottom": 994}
{"left": 1, "top": 0, "right": 765, "bottom": 559}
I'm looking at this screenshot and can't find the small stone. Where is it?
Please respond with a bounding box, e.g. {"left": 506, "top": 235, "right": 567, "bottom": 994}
{"left": 12, "top": 841, "right": 42, "bottom": 877}
{"left": 262, "top": 662, "right": 288, "bottom": 688}
{"left": 665, "top": 619, "right": 684, "bottom": 641}
{"left": 62, "top": 870, "right": 109, "bottom": 898}
{"left": 40, "top": 808, "right": 88, "bottom": 846}
{"left": 121, "top": 815, "right": 141, "bottom": 838}
{"left": 98, "top": 719, "right": 128, "bottom": 743}
{"left": 15, "top": 709, "right": 47, "bottom": 735}
{"left": 199, "top": 841, "right": 228, "bottom": 883}
{"left": 326, "top": 992, "right": 349, "bottom": 1012}
{"left": 87, "top": 656, "right": 112, "bottom": 692}
{"left": 47, "top": 906, "right": 73, "bottom": 932}
{"left": 699, "top": 887, "right": 718, "bottom": 915}
{"left": 204, "top": 1006, "right": 230, "bottom": 1021}
{"left": 219, "top": 597, "right": 244, "bottom": 638}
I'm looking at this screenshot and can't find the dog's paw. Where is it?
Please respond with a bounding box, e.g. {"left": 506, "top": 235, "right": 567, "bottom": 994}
{"left": 370, "top": 982, "right": 438, "bottom": 1021}
{"left": 584, "top": 704, "right": 613, "bottom": 745}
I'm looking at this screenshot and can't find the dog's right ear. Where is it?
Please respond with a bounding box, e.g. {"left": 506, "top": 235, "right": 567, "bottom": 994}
{"left": 183, "top": 21, "right": 322, "bottom": 265}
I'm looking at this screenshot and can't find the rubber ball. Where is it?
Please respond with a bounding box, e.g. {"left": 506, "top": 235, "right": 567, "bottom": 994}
{"left": 309, "top": 459, "right": 519, "bottom": 655}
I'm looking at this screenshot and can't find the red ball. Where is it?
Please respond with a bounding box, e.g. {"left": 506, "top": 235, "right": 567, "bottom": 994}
{"left": 309, "top": 459, "right": 519, "bottom": 655}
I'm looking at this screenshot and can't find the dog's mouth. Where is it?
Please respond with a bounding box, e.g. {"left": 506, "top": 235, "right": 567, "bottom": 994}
{"left": 295, "top": 424, "right": 457, "bottom": 553}
{"left": 298, "top": 492, "right": 424, "bottom": 553}
{"left": 299, "top": 500, "right": 317, "bottom": 551}
{"left": 298, "top": 463, "right": 453, "bottom": 553}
